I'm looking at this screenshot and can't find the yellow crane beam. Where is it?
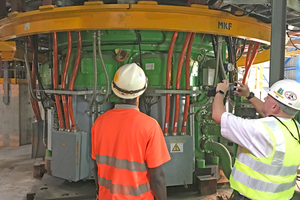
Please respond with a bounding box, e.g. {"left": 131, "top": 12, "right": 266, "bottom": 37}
{"left": 0, "top": 1, "right": 271, "bottom": 44}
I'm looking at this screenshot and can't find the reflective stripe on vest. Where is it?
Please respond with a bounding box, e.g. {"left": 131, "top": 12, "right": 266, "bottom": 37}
{"left": 96, "top": 154, "right": 147, "bottom": 172}
{"left": 237, "top": 153, "right": 298, "bottom": 176}
{"left": 98, "top": 176, "right": 151, "bottom": 196}
{"left": 231, "top": 120, "right": 299, "bottom": 199}
{"left": 231, "top": 167, "right": 296, "bottom": 193}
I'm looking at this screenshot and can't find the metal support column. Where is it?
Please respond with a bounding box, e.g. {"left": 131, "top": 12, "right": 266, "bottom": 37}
{"left": 10, "top": 0, "right": 24, "bottom": 12}
{"left": 3, "top": 61, "right": 10, "bottom": 105}
{"left": 297, "top": 56, "right": 300, "bottom": 83}
{"left": 269, "top": 0, "right": 287, "bottom": 86}
{"left": 0, "top": 0, "right": 6, "bottom": 19}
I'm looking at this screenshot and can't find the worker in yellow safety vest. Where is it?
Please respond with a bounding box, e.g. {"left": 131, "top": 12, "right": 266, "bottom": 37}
{"left": 212, "top": 79, "right": 300, "bottom": 200}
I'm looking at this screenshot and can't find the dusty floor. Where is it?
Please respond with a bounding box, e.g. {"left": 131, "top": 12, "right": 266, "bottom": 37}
{"left": 0, "top": 145, "right": 40, "bottom": 200}
{"left": 0, "top": 145, "right": 299, "bottom": 200}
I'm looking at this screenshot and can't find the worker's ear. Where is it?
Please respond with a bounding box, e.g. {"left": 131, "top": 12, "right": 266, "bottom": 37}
{"left": 272, "top": 102, "right": 281, "bottom": 114}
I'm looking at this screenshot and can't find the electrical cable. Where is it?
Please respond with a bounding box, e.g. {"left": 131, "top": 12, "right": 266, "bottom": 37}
{"left": 68, "top": 31, "right": 82, "bottom": 131}
{"left": 269, "top": 115, "right": 300, "bottom": 144}
{"left": 164, "top": 31, "right": 178, "bottom": 134}
{"left": 52, "top": 32, "right": 64, "bottom": 130}
{"left": 182, "top": 32, "right": 196, "bottom": 134}
{"left": 24, "top": 43, "right": 42, "bottom": 103}
{"left": 89, "top": 31, "right": 98, "bottom": 109}
{"left": 97, "top": 30, "right": 110, "bottom": 105}
{"left": 173, "top": 32, "right": 192, "bottom": 134}
{"left": 235, "top": 39, "right": 246, "bottom": 62}
{"left": 61, "top": 31, "right": 72, "bottom": 130}
{"left": 190, "top": 34, "right": 206, "bottom": 76}
{"left": 136, "top": 30, "right": 143, "bottom": 67}
{"left": 286, "top": 32, "right": 300, "bottom": 50}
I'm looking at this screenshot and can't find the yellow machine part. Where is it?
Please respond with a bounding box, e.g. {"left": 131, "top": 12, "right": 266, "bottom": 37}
{"left": 0, "top": 1, "right": 273, "bottom": 63}
{"left": 0, "top": 41, "right": 16, "bottom": 61}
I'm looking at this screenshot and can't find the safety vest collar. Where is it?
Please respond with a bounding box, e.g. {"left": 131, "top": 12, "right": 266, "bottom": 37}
{"left": 114, "top": 104, "right": 139, "bottom": 111}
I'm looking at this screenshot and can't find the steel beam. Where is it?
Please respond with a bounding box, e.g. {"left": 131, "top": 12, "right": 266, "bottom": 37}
{"left": 0, "top": 0, "right": 6, "bottom": 19}
{"left": 10, "top": 0, "right": 24, "bottom": 12}
{"left": 269, "top": 0, "right": 287, "bottom": 86}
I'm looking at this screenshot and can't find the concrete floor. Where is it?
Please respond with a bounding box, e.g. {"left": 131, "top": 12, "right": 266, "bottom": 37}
{"left": 0, "top": 145, "right": 299, "bottom": 200}
{"left": 0, "top": 145, "right": 40, "bottom": 200}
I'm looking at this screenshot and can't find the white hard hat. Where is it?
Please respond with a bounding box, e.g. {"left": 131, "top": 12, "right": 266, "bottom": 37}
{"left": 112, "top": 63, "right": 148, "bottom": 99}
{"left": 268, "top": 79, "right": 300, "bottom": 110}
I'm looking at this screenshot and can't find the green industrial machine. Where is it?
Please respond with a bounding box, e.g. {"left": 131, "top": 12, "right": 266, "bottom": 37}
{"left": 37, "top": 30, "right": 259, "bottom": 194}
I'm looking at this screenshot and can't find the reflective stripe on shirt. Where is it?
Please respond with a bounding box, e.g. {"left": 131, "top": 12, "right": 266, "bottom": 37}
{"left": 237, "top": 153, "right": 298, "bottom": 176}
{"left": 98, "top": 176, "right": 151, "bottom": 196}
{"left": 264, "top": 121, "right": 286, "bottom": 165}
{"left": 96, "top": 154, "right": 147, "bottom": 172}
{"left": 232, "top": 167, "right": 296, "bottom": 193}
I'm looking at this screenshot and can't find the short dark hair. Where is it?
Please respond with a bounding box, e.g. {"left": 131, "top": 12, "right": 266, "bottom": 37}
{"left": 119, "top": 98, "right": 137, "bottom": 105}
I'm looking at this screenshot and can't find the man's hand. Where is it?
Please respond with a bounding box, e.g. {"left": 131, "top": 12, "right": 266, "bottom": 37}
{"left": 233, "top": 81, "right": 250, "bottom": 97}
{"left": 216, "top": 79, "right": 230, "bottom": 93}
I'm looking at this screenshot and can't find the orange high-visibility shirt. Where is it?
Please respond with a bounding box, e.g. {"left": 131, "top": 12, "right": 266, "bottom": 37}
{"left": 91, "top": 104, "right": 171, "bottom": 200}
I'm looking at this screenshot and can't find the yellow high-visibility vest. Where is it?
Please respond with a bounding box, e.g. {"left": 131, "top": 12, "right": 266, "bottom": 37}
{"left": 230, "top": 120, "right": 300, "bottom": 200}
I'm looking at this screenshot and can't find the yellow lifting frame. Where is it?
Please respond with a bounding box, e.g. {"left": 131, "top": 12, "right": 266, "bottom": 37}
{"left": 0, "top": 41, "right": 16, "bottom": 61}
{"left": 0, "top": 1, "right": 272, "bottom": 64}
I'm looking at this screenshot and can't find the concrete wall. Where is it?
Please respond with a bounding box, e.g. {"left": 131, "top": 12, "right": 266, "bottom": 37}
{"left": 0, "top": 83, "right": 34, "bottom": 147}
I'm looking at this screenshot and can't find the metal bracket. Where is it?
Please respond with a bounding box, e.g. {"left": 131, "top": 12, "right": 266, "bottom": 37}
{"left": 38, "top": 88, "right": 108, "bottom": 95}
{"left": 154, "top": 88, "right": 201, "bottom": 95}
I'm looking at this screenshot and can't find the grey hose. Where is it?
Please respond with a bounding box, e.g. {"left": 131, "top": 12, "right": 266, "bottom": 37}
{"left": 24, "top": 43, "right": 42, "bottom": 102}
{"left": 97, "top": 30, "right": 110, "bottom": 105}
{"left": 89, "top": 31, "right": 98, "bottom": 109}
{"left": 213, "top": 37, "right": 220, "bottom": 87}
{"left": 218, "top": 38, "right": 227, "bottom": 80}
{"left": 204, "top": 141, "right": 232, "bottom": 180}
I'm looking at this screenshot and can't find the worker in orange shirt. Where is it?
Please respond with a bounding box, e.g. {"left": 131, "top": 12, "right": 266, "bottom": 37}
{"left": 91, "top": 63, "right": 171, "bottom": 200}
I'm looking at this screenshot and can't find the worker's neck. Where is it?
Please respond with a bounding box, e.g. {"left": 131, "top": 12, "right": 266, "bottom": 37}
{"left": 119, "top": 97, "right": 139, "bottom": 107}
{"left": 270, "top": 111, "right": 294, "bottom": 119}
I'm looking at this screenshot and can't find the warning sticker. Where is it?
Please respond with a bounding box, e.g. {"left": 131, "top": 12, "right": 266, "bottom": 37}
{"left": 170, "top": 143, "right": 183, "bottom": 153}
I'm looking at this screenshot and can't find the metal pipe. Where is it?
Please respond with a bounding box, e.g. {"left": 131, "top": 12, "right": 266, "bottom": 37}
{"left": 89, "top": 31, "right": 98, "bottom": 109}
{"left": 164, "top": 31, "right": 178, "bottom": 135}
{"left": 52, "top": 32, "right": 64, "bottom": 130}
{"left": 181, "top": 32, "right": 195, "bottom": 134}
{"left": 97, "top": 30, "right": 110, "bottom": 105}
{"left": 68, "top": 31, "right": 82, "bottom": 131}
{"left": 62, "top": 31, "right": 72, "bottom": 130}
{"left": 173, "top": 32, "right": 192, "bottom": 135}
{"left": 204, "top": 141, "right": 232, "bottom": 180}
